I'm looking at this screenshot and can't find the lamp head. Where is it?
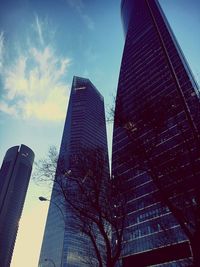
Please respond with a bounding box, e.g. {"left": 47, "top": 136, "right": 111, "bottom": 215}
{"left": 39, "top": 196, "right": 48, "bottom": 201}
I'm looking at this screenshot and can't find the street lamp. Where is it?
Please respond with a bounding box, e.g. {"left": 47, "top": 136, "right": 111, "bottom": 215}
{"left": 38, "top": 196, "right": 65, "bottom": 221}
{"left": 39, "top": 196, "right": 65, "bottom": 267}
{"left": 45, "top": 258, "right": 56, "bottom": 267}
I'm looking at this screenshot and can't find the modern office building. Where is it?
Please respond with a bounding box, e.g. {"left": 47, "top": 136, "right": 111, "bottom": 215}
{"left": 0, "top": 144, "right": 35, "bottom": 267}
{"left": 39, "top": 76, "right": 109, "bottom": 267}
{"left": 112, "top": 0, "right": 200, "bottom": 266}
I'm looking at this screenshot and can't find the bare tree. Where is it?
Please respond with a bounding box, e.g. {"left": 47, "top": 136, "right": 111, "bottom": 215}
{"left": 111, "top": 93, "right": 200, "bottom": 266}
{"left": 34, "top": 146, "right": 127, "bottom": 267}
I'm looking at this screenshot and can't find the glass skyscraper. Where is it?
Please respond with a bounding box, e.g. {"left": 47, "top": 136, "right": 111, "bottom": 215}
{"left": 0, "top": 144, "right": 35, "bottom": 267}
{"left": 39, "top": 76, "right": 109, "bottom": 267}
{"left": 112, "top": 0, "right": 199, "bottom": 266}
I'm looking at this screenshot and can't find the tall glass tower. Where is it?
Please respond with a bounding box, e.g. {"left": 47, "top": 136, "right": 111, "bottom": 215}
{"left": 0, "top": 144, "right": 35, "bottom": 267}
{"left": 112, "top": 0, "right": 200, "bottom": 266}
{"left": 39, "top": 76, "right": 109, "bottom": 267}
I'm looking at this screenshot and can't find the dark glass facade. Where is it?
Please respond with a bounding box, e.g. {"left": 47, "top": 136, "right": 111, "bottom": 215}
{"left": 39, "top": 76, "right": 109, "bottom": 267}
{"left": 112, "top": 0, "right": 200, "bottom": 266}
{"left": 0, "top": 144, "right": 35, "bottom": 267}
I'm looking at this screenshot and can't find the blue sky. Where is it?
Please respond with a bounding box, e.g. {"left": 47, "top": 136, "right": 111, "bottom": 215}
{"left": 0, "top": 0, "right": 199, "bottom": 266}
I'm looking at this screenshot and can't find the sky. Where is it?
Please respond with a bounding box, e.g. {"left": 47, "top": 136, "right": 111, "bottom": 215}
{"left": 0, "top": 0, "right": 199, "bottom": 267}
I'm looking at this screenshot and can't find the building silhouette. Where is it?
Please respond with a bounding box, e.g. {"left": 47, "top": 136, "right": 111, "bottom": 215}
{"left": 39, "top": 76, "right": 109, "bottom": 267}
{"left": 0, "top": 144, "right": 35, "bottom": 267}
{"left": 112, "top": 0, "right": 200, "bottom": 266}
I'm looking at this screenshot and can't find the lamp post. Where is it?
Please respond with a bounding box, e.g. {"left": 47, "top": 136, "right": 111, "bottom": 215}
{"left": 39, "top": 196, "right": 65, "bottom": 267}
{"left": 38, "top": 196, "right": 65, "bottom": 221}
{"left": 45, "top": 258, "right": 56, "bottom": 267}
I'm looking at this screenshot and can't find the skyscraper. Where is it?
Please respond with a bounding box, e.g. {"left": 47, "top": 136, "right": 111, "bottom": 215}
{"left": 112, "top": 0, "right": 200, "bottom": 266}
{"left": 39, "top": 76, "right": 109, "bottom": 267}
{"left": 0, "top": 144, "right": 35, "bottom": 267}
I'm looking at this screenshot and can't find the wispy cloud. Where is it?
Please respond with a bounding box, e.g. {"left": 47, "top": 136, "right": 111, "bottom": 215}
{"left": 0, "top": 101, "right": 16, "bottom": 116}
{"left": 35, "top": 15, "right": 44, "bottom": 46}
{"left": 66, "top": 0, "right": 94, "bottom": 30}
{"left": 81, "top": 14, "right": 94, "bottom": 30}
{"left": 0, "top": 16, "right": 71, "bottom": 122}
{"left": 84, "top": 46, "right": 99, "bottom": 62}
{"left": 67, "top": 0, "right": 84, "bottom": 11}
{"left": 0, "top": 31, "right": 4, "bottom": 71}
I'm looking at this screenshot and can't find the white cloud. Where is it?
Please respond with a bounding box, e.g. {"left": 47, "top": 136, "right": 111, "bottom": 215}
{"left": 34, "top": 15, "right": 44, "bottom": 46}
{"left": 4, "top": 56, "right": 27, "bottom": 100}
{"left": 85, "top": 46, "right": 98, "bottom": 62}
{"left": 82, "top": 14, "right": 94, "bottom": 30}
{"left": 66, "top": 0, "right": 94, "bottom": 30}
{"left": 0, "top": 101, "right": 16, "bottom": 116}
{"left": 67, "top": 0, "right": 84, "bottom": 11}
{"left": 0, "top": 17, "right": 71, "bottom": 122}
{"left": 0, "top": 31, "right": 4, "bottom": 71}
